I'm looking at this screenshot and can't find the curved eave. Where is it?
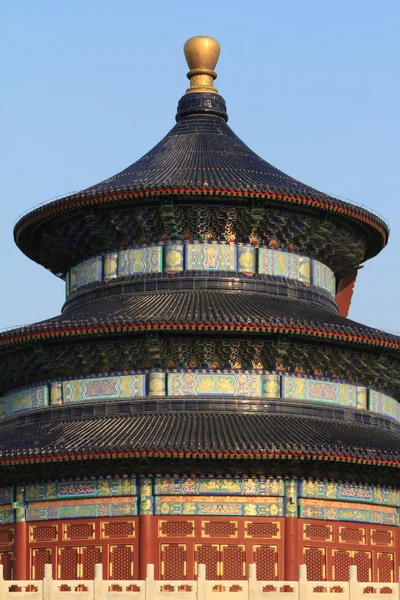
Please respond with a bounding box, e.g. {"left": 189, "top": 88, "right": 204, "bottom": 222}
{"left": 14, "top": 187, "right": 388, "bottom": 261}
{"left": 0, "top": 320, "right": 399, "bottom": 351}
{"left": 1, "top": 448, "right": 399, "bottom": 468}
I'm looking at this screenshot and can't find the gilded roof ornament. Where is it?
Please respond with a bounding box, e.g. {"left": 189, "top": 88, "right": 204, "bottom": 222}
{"left": 184, "top": 35, "right": 220, "bottom": 94}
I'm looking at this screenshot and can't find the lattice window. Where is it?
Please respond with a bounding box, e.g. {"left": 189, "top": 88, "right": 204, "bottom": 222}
{"left": 64, "top": 523, "right": 95, "bottom": 541}
{"left": 161, "top": 544, "right": 186, "bottom": 580}
{"left": 333, "top": 550, "right": 351, "bottom": 581}
{"left": 102, "top": 521, "right": 135, "bottom": 538}
{"left": 109, "top": 545, "right": 134, "bottom": 579}
{"left": 246, "top": 522, "right": 279, "bottom": 538}
{"left": 58, "top": 547, "right": 79, "bottom": 579}
{"left": 203, "top": 521, "right": 237, "bottom": 538}
{"left": 340, "top": 528, "right": 365, "bottom": 544}
{"left": 221, "top": 545, "right": 246, "bottom": 580}
{"left": 253, "top": 545, "right": 278, "bottom": 581}
{"left": 0, "top": 529, "right": 14, "bottom": 545}
{"left": 353, "top": 551, "right": 372, "bottom": 582}
{"left": 371, "top": 530, "right": 393, "bottom": 547}
{"left": 0, "top": 551, "right": 13, "bottom": 580}
{"left": 195, "top": 545, "right": 219, "bottom": 580}
{"left": 304, "top": 547, "right": 326, "bottom": 581}
{"left": 304, "top": 525, "right": 332, "bottom": 541}
{"left": 82, "top": 546, "right": 102, "bottom": 580}
{"left": 30, "top": 525, "right": 58, "bottom": 542}
{"left": 159, "top": 521, "right": 194, "bottom": 537}
{"left": 32, "top": 548, "right": 52, "bottom": 580}
{"left": 377, "top": 553, "right": 394, "bottom": 583}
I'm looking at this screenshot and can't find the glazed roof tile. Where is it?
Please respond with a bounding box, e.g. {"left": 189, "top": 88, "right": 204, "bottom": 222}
{"left": 0, "top": 411, "right": 399, "bottom": 465}
{"left": 1, "top": 291, "right": 399, "bottom": 349}
{"left": 15, "top": 94, "right": 388, "bottom": 257}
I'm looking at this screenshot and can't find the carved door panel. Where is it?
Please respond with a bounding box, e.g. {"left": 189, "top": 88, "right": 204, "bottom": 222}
{"left": 161, "top": 543, "right": 187, "bottom": 580}
{"left": 31, "top": 548, "right": 52, "bottom": 580}
{"left": 303, "top": 546, "right": 326, "bottom": 581}
{"left": 0, "top": 551, "right": 13, "bottom": 580}
{"left": 220, "top": 545, "right": 246, "bottom": 580}
{"left": 332, "top": 549, "right": 351, "bottom": 581}
{"left": 194, "top": 543, "right": 246, "bottom": 580}
{"left": 377, "top": 553, "right": 395, "bottom": 583}
{"left": 109, "top": 544, "right": 134, "bottom": 580}
{"left": 252, "top": 544, "right": 278, "bottom": 580}
{"left": 81, "top": 546, "right": 102, "bottom": 580}
{"left": 195, "top": 544, "right": 219, "bottom": 579}
{"left": 58, "top": 546, "right": 80, "bottom": 579}
{"left": 353, "top": 551, "right": 372, "bottom": 582}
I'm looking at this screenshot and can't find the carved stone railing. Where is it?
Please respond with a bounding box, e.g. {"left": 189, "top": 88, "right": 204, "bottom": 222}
{"left": 0, "top": 564, "right": 399, "bottom": 600}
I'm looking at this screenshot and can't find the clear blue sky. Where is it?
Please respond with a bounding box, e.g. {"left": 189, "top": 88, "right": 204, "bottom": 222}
{"left": 1, "top": 0, "right": 399, "bottom": 334}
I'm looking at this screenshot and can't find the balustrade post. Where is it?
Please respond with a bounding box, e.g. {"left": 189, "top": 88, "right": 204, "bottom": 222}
{"left": 298, "top": 564, "right": 307, "bottom": 600}
{"left": 94, "top": 563, "right": 104, "bottom": 600}
{"left": 197, "top": 564, "right": 206, "bottom": 600}
{"left": 349, "top": 565, "right": 357, "bottom": 600}
{"left": 146, "top": 564, "right": 155, "bottom": 600}
{"left": 0, "top": 563, "right": 4, "bottom": 600}
{"left": 43, "top": 563, "right": 53, "bottom": 600}
{"left": 248, "top": 563, "right": 257, "bottom": 600}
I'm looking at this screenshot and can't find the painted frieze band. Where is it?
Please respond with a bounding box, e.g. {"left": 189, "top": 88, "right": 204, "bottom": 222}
{"left": 66, "top": 241, "right": 336, "bottom": 299}
{"left": 299, "top": 480, "right": 400, "bottom": 507}
{"left": 1, "top": 476, "right": 399, "bottom": 525}
{"left": 0, "top": 371, "right": 398, "bottom": 425}
{"left": 299, "top": 498, "right": 399, "bottom": 526}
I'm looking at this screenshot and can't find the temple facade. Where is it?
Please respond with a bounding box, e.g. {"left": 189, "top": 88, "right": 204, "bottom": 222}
{"left": 0, "top": 37, "right": 399, "bottom": 583}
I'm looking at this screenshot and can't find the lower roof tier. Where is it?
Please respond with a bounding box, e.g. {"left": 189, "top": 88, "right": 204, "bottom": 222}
{"left": 1, "top": 291, "right": 399, "bottom": 350}
{"left": 0, "top": 334, "right": 398, "bottom": 399}
{"left": 0, "top": 400, "right": 399, "bottom": 467}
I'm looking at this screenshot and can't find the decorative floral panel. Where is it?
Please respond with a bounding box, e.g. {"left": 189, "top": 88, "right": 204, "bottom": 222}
{"left": 26, "top": 497, "right": 138, "bottom": 522}
{"left": 118, "top": 246, "right": 162, "bottom": 275}
{"left": 69, "top": 255, "right": 102, "bottom": 293}
{"left": 104, "top": 252, "right": 118, "bottom": 280}
{"left": 237, "top": 245, "right": 256, "bottom": 275}
{"left": 186, "top": 242, "right": 236, "bottom": 271}
{"left": 282, "top": 376, "right": 366, "bottom": 409}
{"left": 164, "top": 243, "right": 184, "bottom": 273}
{"left": 370, "top": 390, "right": 400, "bottom": 422}
{"left": 155, "top": 495, "right": 284, "bottom": 516}
{"left": 258, "top": 248, "right": 310, "bottom": 284}
{"left": 0, "top": 505, "right": 14, "bottom": 525}
{"left": 0, "top": 488, "right": 13, "bottom": 506}
{"left": 312, "top": 259, "right": 336, "bottom": 297}
{"left": 25, "top": 476, "right": 137, "bottom": 502}
{"left": 154, "top": 477, "right": 284, "bottom": 496}
{"left": 299, "top": 481, "right": 400, "bottom": 507}
{"left": 1, "top": 385, "right": 48, "bottom": 417}
{"left": 299, "top": 499, "right": 399, "bottom": 526}
{"left": 168, "top": 372, "right": 263, "bottom": 397}
{"left": 63, "top": 374, "right": 145, "bottom": 403}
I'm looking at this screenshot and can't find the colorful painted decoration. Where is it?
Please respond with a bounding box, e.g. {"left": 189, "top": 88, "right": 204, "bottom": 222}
{"left": 66, "top": 242, "right": 337, "bottom": 299}
{"left": 0, "top": 371, "right": 397, "bottom": 424}
{"left": 63, "top": 374, "right": 146, "bottom": 403}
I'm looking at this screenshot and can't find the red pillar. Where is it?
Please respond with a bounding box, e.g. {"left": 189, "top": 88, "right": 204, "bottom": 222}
{"left": 284, "top": 517, "right": 299, "bottom": 580}
{"left": 283, "top": 480, "right": 299, "bottom": 581}
{"left": 138, "top": 477, "right": 158, "bottom": 580}
{"left": 139, "top": 515, "right": 157, "bottom": 579}
{"left": 14, "top": 486, "right": 28, "bottom": 580}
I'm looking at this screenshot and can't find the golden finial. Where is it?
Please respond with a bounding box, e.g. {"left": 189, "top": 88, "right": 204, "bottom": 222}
{"left": 184, "top": 36, "right": 220, "bottom": 94}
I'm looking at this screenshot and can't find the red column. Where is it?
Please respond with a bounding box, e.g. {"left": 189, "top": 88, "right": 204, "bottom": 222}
{"left": 138, "top": 477, "right": 158, "bottom": 580}
{"left": 14, "top": 486, "right": 28, "bottom": 580}
{"left": 283, "top": 480, "right": 299, "bottom": 581}
{"left": 139, "top": 515, "right": 158, "bottom": 579}
{"left": 284, "top": 517, "right": 299, "bottom": 580}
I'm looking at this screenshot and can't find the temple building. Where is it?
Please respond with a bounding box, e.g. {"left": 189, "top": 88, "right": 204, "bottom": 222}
{"left": 0, "top": 36, "right": 399, "bottom": 583}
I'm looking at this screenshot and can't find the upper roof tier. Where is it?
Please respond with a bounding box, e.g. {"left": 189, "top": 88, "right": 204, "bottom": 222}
{"left": 14, "top": 36, "right": 388, "bottom": 272}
